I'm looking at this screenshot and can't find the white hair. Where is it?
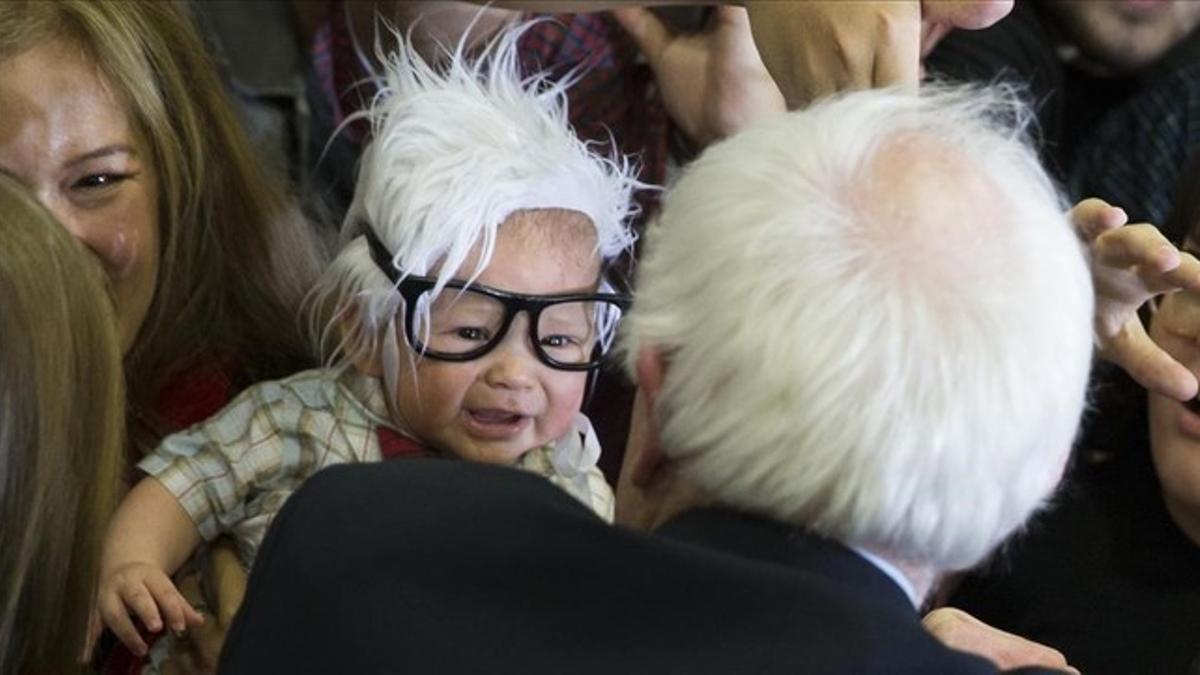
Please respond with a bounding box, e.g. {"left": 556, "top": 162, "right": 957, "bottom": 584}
{"left": 620, "top": 85, "right": 1094, "bottom": 572}
{"left": 308, "top": 21, "right": 642, "bottom": 386}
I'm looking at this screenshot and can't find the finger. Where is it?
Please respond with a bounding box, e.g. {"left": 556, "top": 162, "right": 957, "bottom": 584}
{"left": 1103, "top": 325, "right": 1200, "bottom": 401}
{"left": 174, "top": 573, "right": 210, "bottom": 627}
{"left": 711, "top": 4, "right": 752, "bottom": 29}
{"left": 120, "top": 581, "right": 164, "bottom": 634}
{"left": 1070, "top": 198, "right": 1127, "bottom": 242}
{"left": 871, "top": 12, "right": 921, "bottom": 89}
{"left": 1153, "top": 251, "right": 1200, "bottom": 294}
{"left": 929, "top": 0, "right": 1014, "bottom": 30}
{"left": 99, "top": 592, "right": 148, "bottom": 656}
{"left": 923, "top": 607, "right": 1070, "bottom": 671}
{"left": 611, "top": 7, "right": 671, "bottom": 65}
{"left": 145, "top": 574, "right": 199, "bottom": 632}
{"left": 1094, "top": 223, "right": 1181, "bottom": 272}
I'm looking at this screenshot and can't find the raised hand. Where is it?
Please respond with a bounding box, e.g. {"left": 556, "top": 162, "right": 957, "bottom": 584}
{"left": 612, "top": 6, "right": 785, "bottom": 147}
{"left": 1075, "top": 198, "right": 1200, "bottom": 401}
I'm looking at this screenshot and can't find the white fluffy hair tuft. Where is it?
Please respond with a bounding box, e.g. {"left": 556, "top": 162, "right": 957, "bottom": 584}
{"left": 308, "top": 20, "right": 642, "bottom": 388}
{"left": 620, "top": 83, "right": 1095, "bottom": 573}
{"left": 344, "top": 18, "right": 639, "bottom": 285}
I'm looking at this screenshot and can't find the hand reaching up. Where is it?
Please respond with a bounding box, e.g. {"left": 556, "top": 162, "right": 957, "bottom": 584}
{"left": 612, "top": 6, "right": 785, "bottom": 147}
{"left": 1075, "top": 198, "right": 1200, "bottom": 401}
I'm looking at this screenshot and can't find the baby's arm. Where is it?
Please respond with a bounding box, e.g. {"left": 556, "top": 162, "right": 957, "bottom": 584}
{"left": 95, "top": 477, "right": 206, "bottom": 657}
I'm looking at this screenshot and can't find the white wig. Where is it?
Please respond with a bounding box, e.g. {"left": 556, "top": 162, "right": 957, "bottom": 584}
{"left": 310, "top": 21, "right": 642, "bottom": 378}
{"left": 620, "top": 84, "right": 1094, "bottom": 572}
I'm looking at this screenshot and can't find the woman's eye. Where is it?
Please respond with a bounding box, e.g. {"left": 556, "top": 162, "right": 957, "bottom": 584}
{"left": 72, "top": 173, "right": 130, "bottom": 191}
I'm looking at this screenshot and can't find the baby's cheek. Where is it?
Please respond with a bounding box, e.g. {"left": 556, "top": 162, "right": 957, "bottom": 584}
{"left": 539, "top": 376, "right": 589, "bottom": 441}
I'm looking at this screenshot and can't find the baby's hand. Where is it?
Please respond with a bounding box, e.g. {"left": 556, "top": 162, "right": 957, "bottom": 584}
{"left": 94, "top": 561, "right": 205, "bottom": 657}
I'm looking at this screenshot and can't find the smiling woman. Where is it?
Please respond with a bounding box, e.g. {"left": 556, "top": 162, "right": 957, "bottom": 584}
{"left": 0, "top": 1, "right": 326, "bottom": 455}
{"left": 0, "top": 38, "right": 159, "bottom": 356}
{"left": 0, "top": 3, "right": 328, "bottom": 670}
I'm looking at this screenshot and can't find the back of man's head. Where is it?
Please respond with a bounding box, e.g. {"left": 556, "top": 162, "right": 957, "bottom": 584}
{"left": 620, "top": 85, "right": 1094, "bottom": 573}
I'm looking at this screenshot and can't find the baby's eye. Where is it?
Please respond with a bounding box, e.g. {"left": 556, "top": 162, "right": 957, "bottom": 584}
{"left": 540, "top": 334, "right": 580, "bottom": 349}
{"left": 454, "top": 326, "right": 491, "bottom": 342}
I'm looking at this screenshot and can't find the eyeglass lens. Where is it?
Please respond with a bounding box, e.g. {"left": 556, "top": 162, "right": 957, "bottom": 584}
{"left": 411, "top": 287, "right": 621, "bottom": 366}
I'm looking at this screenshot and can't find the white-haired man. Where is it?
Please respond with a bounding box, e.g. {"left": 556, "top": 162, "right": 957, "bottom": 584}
{"left": 219, "top": 85, "right": 1192, "bottom": 673}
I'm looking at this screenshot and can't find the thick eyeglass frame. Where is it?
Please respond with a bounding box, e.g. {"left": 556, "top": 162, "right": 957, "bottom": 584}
{"left": 363, "top": 228, "right": 630, "bottom": 371}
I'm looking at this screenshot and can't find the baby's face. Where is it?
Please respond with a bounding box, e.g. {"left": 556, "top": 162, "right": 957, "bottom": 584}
{"left": 393, "top": 209, "right": 601, "bottom": 464}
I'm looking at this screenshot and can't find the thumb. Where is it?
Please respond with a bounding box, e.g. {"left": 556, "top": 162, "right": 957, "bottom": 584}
{"left": 711, "top": 4, "right": 752, "bottom": 29}
{"left": 611, "top": 7, "right": 672, "bottom": 64}
{"left": 1070, "top": 197, "right": 1127, "bottom": 243}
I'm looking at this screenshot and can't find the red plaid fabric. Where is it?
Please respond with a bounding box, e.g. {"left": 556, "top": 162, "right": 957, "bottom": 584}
{"left": 377, "top": 427, "right": 432, "bottom": 460}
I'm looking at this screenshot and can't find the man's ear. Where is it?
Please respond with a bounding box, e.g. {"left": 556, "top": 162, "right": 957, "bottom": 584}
{"left": 628, "top": 346, "right": 668, "bottom": 488}
{"left": 338, "top": 304, "right": 384, "bottom": 378}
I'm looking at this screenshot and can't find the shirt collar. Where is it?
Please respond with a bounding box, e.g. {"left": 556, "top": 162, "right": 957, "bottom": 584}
{"left": 850, "top": 546, "right": 920, "bottom": 608}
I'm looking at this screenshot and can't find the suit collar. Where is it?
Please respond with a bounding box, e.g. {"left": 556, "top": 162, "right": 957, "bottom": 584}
{"left": 656, "top": 508, "right": 915, "bottom": 614}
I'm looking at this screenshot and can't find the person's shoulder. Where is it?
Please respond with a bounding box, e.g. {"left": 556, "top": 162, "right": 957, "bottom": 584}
{"left": 291, "top": 459, "right": 599, "bottom": 529}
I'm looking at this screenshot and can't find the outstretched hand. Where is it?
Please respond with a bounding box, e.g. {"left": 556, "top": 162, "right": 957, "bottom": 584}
{"left": 612, "top": 6, "right": 785, "bottom": 147}
{"left": 743, "top": 0, "right": 922, "bottom": 108}
{"left": 923, "top": 607, "right": 1079, "bottom": 673}
{"left": 739, "top": 0, "right": 1013, "bottom": 108}
{"left": 1075, "top": 198, "right": 1200, "bottom": 401}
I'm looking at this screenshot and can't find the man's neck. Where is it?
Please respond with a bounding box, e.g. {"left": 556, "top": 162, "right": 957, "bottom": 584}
{"left": 854, "top": 545, "right": 934, "bottom": 608}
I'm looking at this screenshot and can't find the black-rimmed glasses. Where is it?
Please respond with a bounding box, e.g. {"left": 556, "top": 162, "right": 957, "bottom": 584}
{"left": 364, "top": 229, "right": 629, "bottom": 371}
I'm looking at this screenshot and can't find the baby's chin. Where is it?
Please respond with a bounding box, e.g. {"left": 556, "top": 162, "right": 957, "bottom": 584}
{"left": 441, "top": 433, "right": 545, "bottom": 466}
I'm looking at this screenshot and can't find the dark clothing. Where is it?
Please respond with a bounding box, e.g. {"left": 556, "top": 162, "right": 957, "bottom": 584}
{"left": 926, "top": 2, "right": 1200, "bottom": 181}
{"left": 1071, "top": 62, "right": 1200, "bottom": 234}
{"left": 951, "top": 439, "right": 1200, "bottom": 675}
{"left": 221, "top": 460, "right": 1061, "bottom": 674}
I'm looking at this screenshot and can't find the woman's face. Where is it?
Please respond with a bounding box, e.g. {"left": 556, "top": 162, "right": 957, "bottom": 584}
{"left": 0, "top": 38, "right": 160, "bottom": 354}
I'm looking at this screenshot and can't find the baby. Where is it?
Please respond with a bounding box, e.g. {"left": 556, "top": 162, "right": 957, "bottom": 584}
{"left": 95, "top": 24, "right": 642, "bottom": 657}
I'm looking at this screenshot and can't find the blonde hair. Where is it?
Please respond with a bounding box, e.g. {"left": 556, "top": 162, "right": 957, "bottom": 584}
{"left": 0, "top": 1, "right": 326, "bottom": 452}
{"left": 0, "top": 173, "right": 124, "bottom": 673}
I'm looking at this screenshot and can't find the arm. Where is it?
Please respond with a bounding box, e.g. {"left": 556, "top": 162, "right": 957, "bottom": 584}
{"left": 94, "top": 477, "right": 205, "bottom": 656}
{"left": 394, "top": 1, "right": 1013, "bottom": 108}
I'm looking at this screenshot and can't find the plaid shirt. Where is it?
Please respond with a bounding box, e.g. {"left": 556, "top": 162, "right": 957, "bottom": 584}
{"left": 139, "top": 368, "right": 614, "bottom": 567}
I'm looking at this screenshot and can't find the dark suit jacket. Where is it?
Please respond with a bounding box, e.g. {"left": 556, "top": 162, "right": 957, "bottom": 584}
{"left": 220, "top": 460, "right": 1063, "bottom": 674}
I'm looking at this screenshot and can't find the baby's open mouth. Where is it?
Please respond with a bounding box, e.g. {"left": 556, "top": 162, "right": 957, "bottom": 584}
{"left": 469, "top": 409, "right": 525, "bottom": 425}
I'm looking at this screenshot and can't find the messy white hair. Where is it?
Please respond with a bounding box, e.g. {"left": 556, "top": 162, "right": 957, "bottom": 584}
{"left": 620, "top": 84, "right": 1094, "bottom": 572}
{"left": 309, "top": 20, "right": 641, "bottom": 390}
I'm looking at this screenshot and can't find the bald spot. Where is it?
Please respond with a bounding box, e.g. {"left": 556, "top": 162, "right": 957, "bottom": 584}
{"left": 848, "top": 133, "right": 1012, "bottom": 290}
